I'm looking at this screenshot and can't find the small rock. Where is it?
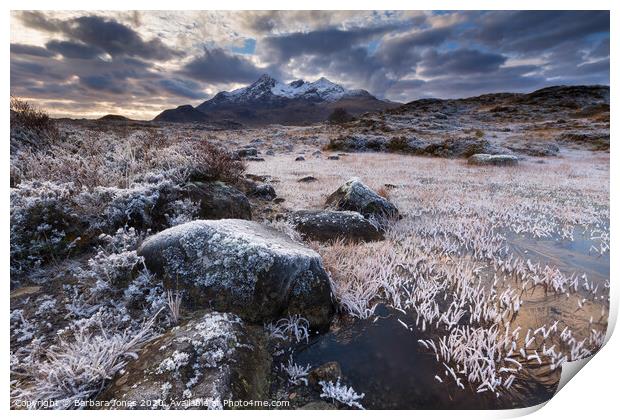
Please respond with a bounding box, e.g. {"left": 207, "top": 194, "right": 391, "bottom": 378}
{"left": 273, "top": 197, "right": 286, "bottom": 204}
{"left": 325, "top": 178, "right": 399, "bottom": 221}
{"left": 297, "top": 176, "right": 318, "bottom": 183}
{"left": 295, "top": 156, "right": 306, "bottom": 161}
{"left": 308, "top": 361, "right": 342, "bottom": 387}
{"left": 246, "top": 157, "right": 265, "bottom": 162}
{"left": 236, "top": 147, "right": 258, "bottom": 158}
{"left": 327, "top": 156, "right": 339, "bottom": 160}
{"left": 467, "top": 154, "right": 519, "bottom": 166}
{"left": 248, "top": 184, "right": 277, "bottom": 201}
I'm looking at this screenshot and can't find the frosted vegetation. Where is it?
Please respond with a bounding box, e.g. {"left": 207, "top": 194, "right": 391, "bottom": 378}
{"left": 249, "top": 151, "right": 609, "bottom": 397}
{"left": 9, "top": 98, "right": 609, "bottom": 408}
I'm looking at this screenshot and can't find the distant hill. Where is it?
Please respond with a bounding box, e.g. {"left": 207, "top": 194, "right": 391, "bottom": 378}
{"left": 153, "top": 105, "right": 211, "bottom": 123}
{"left": 98, "top": 114, "right": 132, "bottom": 122}
{"left": 154, "top": 74, "right": 400, "bottom": 126}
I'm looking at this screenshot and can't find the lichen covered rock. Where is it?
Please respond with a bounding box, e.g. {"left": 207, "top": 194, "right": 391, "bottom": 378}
{"left": 137, "top": 219, "right": 335, "bottom": 328}
{"left": 324, "top": 178, "right": 399, "bottom": 221}
{"left": 291, "top": 210, "right": 383, "bottom": 242}
{"left": 97, "top": 311, "right": 271, "bottom": 409}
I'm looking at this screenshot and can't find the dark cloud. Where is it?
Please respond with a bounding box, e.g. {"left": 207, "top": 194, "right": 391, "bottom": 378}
{"left": 590, "top": 38, "right": 610, "bottom": 59}
{"left": 159, "top": 79, "right": 205, "bottom": 99}
{"left": 261, "top": 25, "right": 400, "bottom": 62}
{"left": 18, "top": 11, "right": 181, "bottom": 61}
{"left": 181, "top": 48, "right": 266, "bottom": 84}
{"left": 471, "top": 11, "right": 609, "bottom": 53}
{"left": 419, "top": 49, "right": 506, "bottom": 76}
{"left": 10, "top": 43, "right": 55, "bottom": 57}
{"left": 45, "top": 40, "right": 104, "bottom": 59}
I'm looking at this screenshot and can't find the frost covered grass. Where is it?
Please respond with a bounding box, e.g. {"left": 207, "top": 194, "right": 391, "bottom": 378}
{"left": 11, "top": 308, "right": 162, "bottom": 409}
{"left": 319, "top": 378, "right": 365, "bottom": 409}
{"left": 280, "top": 357, "right": 311, "bottom": 386}
{"left": 248, "top": 150, "right": 609, "bottom": 397}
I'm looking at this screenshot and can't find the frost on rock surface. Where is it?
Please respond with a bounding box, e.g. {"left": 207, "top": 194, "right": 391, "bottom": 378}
{"left": 98, "top": 311, "right": 271, "bottom": 409}
{"left": 325, "top": 178, "right": 399, "bottom": 222}
{"left": 138, "top": 219, "right": 335, "bottom": 328}
{"left": 291, "top": 210, "right": 384, "bottom": 243}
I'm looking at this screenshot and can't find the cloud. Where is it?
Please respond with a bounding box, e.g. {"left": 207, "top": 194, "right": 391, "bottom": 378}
{"left": 181, "top": 48, "right": 266, "bottom": 84}
{"left": 18, "top": 11, "right": 181, "bottom": 61}
{"left": 10, "top": 10, "right": 610, "bottom": 119}
{"left": 260, "top": 25, "right": 401, "bottom": 62}
{"left": 45, "top": 40, "right": 104, "bottom": 59}
{"left": 419, "top": 49, "right": 506, "bottom": 76}
{"left": 10, "top": 43, "right": 56, "bottom": 57}
{"left": 159, "top": 79, "right": 205, "bottom": 99}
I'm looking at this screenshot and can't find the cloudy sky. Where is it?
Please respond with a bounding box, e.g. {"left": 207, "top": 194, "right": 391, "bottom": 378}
{"left": 10, "top": 10, "right": 610, "bottom": 119}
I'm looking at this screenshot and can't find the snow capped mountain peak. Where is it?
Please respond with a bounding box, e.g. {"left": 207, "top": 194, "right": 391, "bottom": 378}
{"left": 203, "top": 74, "right": 376, "bottom": 108}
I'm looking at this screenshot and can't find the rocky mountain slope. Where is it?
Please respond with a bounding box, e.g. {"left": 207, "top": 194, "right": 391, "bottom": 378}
{"left": 154, "top": 74, "right": 399, "bottom": 126}
{"left": 328, "top": 85, "right": 610, "bottom": 156}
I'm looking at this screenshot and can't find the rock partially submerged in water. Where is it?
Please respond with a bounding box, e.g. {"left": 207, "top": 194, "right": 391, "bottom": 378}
{"left": 98, "top": 311, "right": 271, "bottom": 409}
{"left": 467, "top": 154, "right": 519, "bottom": 166}
{"left": 291, "top": 210, "right": 383, "bottom": 242}
{"left": 138, "top": 219, "right": 335, "bottom": 328}
{"left": 325, "top": 178, "right": 399, "bottom": 221}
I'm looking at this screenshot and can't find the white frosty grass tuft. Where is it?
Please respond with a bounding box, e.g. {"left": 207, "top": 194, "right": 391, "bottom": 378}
{"left": 281, "top": 357, "right": 311, "bottom": 386}
{"left": 265, "top": 315, "right": 310, "bottom": 343}
{"left": 319, "top": 377, "right": 365, "bottom": 409}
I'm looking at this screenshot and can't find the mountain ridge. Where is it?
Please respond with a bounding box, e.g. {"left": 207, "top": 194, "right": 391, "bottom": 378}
{"left": 154, "top": 74, "right": 398, "bottom": 126}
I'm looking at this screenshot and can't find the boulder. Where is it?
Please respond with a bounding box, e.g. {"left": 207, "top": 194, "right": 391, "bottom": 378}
{"left": 325, "top": 178, "right": 399, "bottom": 221}
{"left": 467, "top": 154, "right": 519, "bottom": 166}
{"left": 97, "top": 311, "right": 271, "bottom": 409}
{"left": 291, "top": 210, "right": 383, "bottom": 242}
{"left": 184, "top": 181, "right": 251, "bottom": 220}
{"left": 137, "top": 220, "right": 335, "bottom": 328}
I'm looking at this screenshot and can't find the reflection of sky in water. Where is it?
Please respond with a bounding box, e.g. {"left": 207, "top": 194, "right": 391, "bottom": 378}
{"left": 296, "top": 305, "right": 554, "bottom": 409}
{"left": 505, "top": 226, "right": 609, "bottom": 288}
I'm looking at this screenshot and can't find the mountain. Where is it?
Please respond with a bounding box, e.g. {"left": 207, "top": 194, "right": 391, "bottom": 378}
{"left": 154, "top": 74, "right": 399, "bottom": 126}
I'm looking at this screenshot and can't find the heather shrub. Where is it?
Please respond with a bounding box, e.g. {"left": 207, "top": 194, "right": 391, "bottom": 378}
{"left": 328, "top": 107, "right": 354, "bottom": 124}
{"left": 10, "top": 97, "right": 60, "bottom": 152}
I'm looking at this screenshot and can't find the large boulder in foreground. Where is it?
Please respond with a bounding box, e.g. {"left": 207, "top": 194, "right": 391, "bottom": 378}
{"left": 291, "top": 210, "right": 383, "bottom": 242}
{"left": 138, "top": 220, "right": 335, "bottom": 328}
{"left": 325, "top": 178, "right": 399, "bottom": 221}
{"left": 98, "top": 311, "right": 271, "bottom": 409}
{"left": 184, "top": 181, "right": 252, "bottom": 220}
{"left": 467, "top": 154, "right": 519, "bottom": 166}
